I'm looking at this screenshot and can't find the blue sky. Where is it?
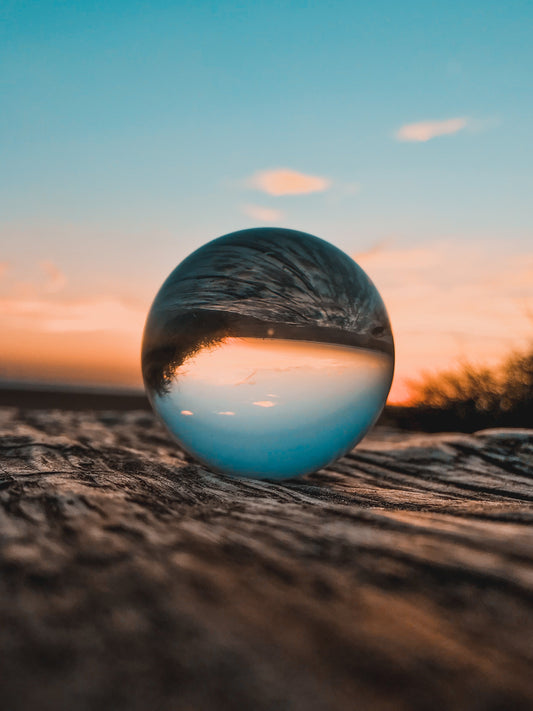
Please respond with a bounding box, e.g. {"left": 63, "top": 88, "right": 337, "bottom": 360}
{"left": 1, "top": 1, "right": 532, "bottom": 394}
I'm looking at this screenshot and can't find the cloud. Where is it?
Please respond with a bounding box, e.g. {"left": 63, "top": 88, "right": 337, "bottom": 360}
{"left": 247, "top": 168, "right": 330, "bottom": 196}
{"left": 353, "top": 241, "right": 533, "bottom": 402}
{"left": 242, "top": 204, "right": 283, "bottom": 223}
{"left": 1, "top": 296, "right": 144, "bottom": 334}
{"left": 40, "top": 260, "right": 67, "bottom": 293}
{"left": 342, "top": 182, "right": 361, "bottom": 195}
{"left": 396, "top": 117, "right": 468, "bottom": 142}
{"left": 0, "top": 292, "right": 147, "bottom": 388}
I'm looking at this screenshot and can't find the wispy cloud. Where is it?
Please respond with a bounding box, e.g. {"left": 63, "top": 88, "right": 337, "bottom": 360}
{"left": 1, "top": 296, "right": 144, "bottom": 334}
{"left": 40, "top": 260, "right": 67, "bottom": 293}
{"left": 396, "top": 117, "right": 468, "bottom": 142}
{"left": 247, "top": 168, "right": 330, "bottom": 196}
{"left": 341, "top": 182, "right": 361, "bottom": 195}
{"left": 325, "top": 181, "right": 362, "bottom": 206}
{"left": 0, "top": 292, "right": 146, "bottom": 387}
{"left": 242, "top": 204, "right": 283, "bottom": 223}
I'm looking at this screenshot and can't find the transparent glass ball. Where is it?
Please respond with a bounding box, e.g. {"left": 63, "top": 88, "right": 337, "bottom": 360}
{"left": 142, "top": 228, "right": 394, "bottom": 480}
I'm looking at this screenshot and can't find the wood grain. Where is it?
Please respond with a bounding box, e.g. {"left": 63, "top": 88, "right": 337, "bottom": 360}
{"left": 1, "top": 406, "right": 532, "bottom": 711}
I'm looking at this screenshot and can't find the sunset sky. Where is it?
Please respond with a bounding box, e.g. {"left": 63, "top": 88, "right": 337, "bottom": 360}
{"left": 1, "top": 1, "right": 532, "bottom": 402}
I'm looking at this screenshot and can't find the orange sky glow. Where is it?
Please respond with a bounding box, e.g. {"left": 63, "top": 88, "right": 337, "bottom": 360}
{"left": 1, "top": 238, "right": 531, "bottom": 403}
{"left": 1, "top": 1, "right": 532, "bottom": 409}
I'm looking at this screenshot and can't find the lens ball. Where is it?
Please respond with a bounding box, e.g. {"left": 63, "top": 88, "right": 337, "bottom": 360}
{"left": 142, "top": 228, "right": 394, "bottom": 479}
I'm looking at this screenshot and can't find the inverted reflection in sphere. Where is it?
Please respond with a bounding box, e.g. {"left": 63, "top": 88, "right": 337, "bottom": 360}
{"left": 142, "top": 228, "right": 394, "bottom": 480}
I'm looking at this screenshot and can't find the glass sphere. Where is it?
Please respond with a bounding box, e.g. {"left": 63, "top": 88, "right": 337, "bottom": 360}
{"left": 142, "top": 228, "right": 394, "bottom": 480}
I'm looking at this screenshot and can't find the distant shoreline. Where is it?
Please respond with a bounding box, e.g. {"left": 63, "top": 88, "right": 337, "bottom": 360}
{"left": 1, "top": 384, "right": 526, "bottom": 434}
{"left": 0, "top": 385, "right": 150, "bottom": 411}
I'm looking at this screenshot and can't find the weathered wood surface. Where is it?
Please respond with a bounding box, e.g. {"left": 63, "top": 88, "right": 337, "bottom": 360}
{"left": 0, "top": 406, "right": 532, "bottom": 711}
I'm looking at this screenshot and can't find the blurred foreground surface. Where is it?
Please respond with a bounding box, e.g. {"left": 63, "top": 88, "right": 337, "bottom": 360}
{"left": 0, "top": 406, "right": 532, "bottom": 711}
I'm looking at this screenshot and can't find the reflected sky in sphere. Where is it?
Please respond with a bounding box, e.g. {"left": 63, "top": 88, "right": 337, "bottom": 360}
{"left": 142, "top": 227, "right": 394, "bottom": 479}
{"left": 154, "top": 338, "right": 393, "bottom": 479}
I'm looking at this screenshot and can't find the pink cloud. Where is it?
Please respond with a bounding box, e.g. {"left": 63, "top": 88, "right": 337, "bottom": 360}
{"left": 248, "top": 168, "right": 330, "bottom": 196}
{"left": 396, "top": 118, "right": 468, "bottom": 142}
{"left": 40, "top": 260, "right": 67, "bottom": 293}
{"left": 0, "top": 296, "right": 144, "bottom": 334}
{"left": 242, "top": 204, "right": 283, "bottom": 222}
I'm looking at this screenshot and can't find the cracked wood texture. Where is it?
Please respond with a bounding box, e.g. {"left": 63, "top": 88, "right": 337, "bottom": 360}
{"left": 0, "top": 406, "right": 532, "bottom": 711}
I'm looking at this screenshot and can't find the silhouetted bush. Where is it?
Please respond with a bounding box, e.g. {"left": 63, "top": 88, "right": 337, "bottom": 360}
{"left": 395, "top": 342, "right": 533, "bottom": 431}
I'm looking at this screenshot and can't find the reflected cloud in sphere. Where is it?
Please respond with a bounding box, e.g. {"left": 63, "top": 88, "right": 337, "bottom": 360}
{"left": 142, "top": 228, "right": 394, "bottom": 479}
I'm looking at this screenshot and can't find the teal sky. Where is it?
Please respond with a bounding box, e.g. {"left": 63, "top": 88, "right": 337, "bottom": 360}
{"left": 1, "top": 1, "right": 532, "bottom": 395}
